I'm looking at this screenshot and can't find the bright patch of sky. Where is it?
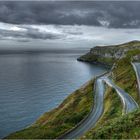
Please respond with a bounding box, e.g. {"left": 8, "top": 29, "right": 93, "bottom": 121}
{"left": 0, "top": 22, "right": 140, "bottom": 50}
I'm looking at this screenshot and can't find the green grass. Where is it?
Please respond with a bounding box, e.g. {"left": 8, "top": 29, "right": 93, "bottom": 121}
{"left": 6, "top": 42, "right": 140, "bottom": 139}
{"left": 112, "top": 49, "right": 140, "bottom": 104}
{"left": 97, "top": 57, "right": 115, "bottom": 66}
{"left": 82, "top": 49, "right": 140, "bottom": 139}
{"left": 78, "top": 53, "right": 115, "bottom": 67}
{"left": 84, "top": 109, "right": 140, "bottom": 139}
{"left": 6, "top": 80, "right": 94, "bottom": 139}
{"left": 77, "top": 52, "right": 98, "bottom": 62}
{"left": 78, "top": 40, "right": 140, "bottom": 67}
{"left": 82, "top": 86, "right": 122, "bottom": 139}
{"left": 113, "top": 40, "right": 140, "bottom": 48}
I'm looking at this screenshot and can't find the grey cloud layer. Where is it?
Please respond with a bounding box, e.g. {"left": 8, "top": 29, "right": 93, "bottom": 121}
{"left": 0, "top": 25, "right": 65, "bottom": 40}
{"left": 0, "top": 1, "right": 140, "bottom": 28}
{"left": 1, "top": 23, "right": 140, "bottom": 44}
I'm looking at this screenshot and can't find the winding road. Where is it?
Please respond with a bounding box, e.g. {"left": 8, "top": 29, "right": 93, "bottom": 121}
{"left": 59, "top": 77, "right": 105, "bottom": 139}
{"left": 59, "top": 74, "right": 139, "bottom": 139}
{"left": 103, "top": 77, "right": 139, "bottom": 113}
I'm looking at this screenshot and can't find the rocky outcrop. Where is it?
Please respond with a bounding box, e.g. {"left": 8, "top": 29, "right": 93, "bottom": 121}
{"left": 133, "top": 54, "right": 140, "bottom": 61}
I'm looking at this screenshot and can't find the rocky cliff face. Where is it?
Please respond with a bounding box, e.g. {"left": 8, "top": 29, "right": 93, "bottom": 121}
{"left": 90, "top": 47, "right": 125, "bottom": 59}
{"left": 78, "top": 40, "right": 140, "bottom": 66}
{"left": 133, "top": 54, "right": 140, "bottom": 61}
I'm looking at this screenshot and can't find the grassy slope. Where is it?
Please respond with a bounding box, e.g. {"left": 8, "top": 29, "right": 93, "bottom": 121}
{"left": 78, "top": 40, "right": 140, "bottom": 66}
{"left": 82, "top": 86, "right": 122, "bottom": 139}
{"left": 80, "top": 46, "right": 140, "bottom": 104}
{"left": 108, "top": 40, "right": 140, "bottom": 48}
{"left": 84, "top": 109, "right": 140, "bottom": 139}
{"left": 83, "top": 49, "right": 140, "bottom": 139}
{"left": 6, "top": 80, "right": 94, "bottom": 139}
{"left": 112, "top": 49, "right": 140, "bottom": 104}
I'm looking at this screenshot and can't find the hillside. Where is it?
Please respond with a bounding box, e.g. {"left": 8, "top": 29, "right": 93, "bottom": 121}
{"left": 83, "top": 47, "right": 140, "bottom": 139}
{"left": 83, "top": 109, "right": 140, "bottom": 139}
{"left": 78, "top": 40, "right": 140, "bottom": 66}
{"left": 6, "top": 40, "right": 140, "bottom": 139}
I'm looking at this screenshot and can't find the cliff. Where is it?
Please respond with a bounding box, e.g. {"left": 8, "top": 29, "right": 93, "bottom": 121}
{"left": 78, "top": 40, "right": 140, "bottom": 66}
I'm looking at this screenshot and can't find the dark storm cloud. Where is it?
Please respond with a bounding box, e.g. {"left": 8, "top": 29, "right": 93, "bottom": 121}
{"left": 0, "top": 1, "right": 140, "bottom": 28}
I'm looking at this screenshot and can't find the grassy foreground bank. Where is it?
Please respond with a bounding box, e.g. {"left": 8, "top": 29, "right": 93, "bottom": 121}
{"left": 82, "top": 86, "right": 122, "bottom": 139}
{"left": 85, "top": 108, "right": 140, "bottom": 139}
{"left": 112, "top": 49, "right": 140, "bottom": 104}
{"left": 83, "top": 74, "right": 140, "bottom": 139}
{"left": 6, "top": 80, "right": 94, "bottom": 139}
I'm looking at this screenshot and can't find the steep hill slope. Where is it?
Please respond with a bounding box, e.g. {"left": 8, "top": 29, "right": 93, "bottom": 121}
{"left": 78, "top": 40, "right": 140, "bottom": 66}
{"left": 81, "top": 42, "right": 140, "bottom": 139}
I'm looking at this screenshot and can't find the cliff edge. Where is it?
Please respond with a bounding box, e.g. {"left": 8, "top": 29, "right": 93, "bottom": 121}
{"left": 78, "top": 40, "right": 140, "bottom": 66}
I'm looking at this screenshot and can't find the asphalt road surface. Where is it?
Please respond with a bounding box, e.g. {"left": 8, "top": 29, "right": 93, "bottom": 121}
{"left": 59, "top": 78, "right": 105, "bottom": 139}
{"left": 103, "top": 77, "right": 139, "bottom": 113}
{"left": 59, "top": 75, "right": 139, "bottom": 139}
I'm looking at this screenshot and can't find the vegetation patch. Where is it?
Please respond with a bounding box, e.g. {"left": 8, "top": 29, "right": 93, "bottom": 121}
{"left": 78, "top": 52, "right": 115, "bottom": 67}
{"left": 78, "top": 41, "right": 140, "bottom": 67}
{"left": 82, "top": 86, "right": 122, "bottom": 139}
{"left": 83, "top": 109, "right": 140, "bottom": 139}
{"left": 112, "top": 49, "right": 140, "bottom": 104}
{"left": 83, "top": 48, "right": 140, "bottom": 139}
{"left": 6, "top": 80, "right": 94, "bottom": 139}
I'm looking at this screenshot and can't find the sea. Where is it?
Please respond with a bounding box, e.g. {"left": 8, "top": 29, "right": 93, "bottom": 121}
{"left": 0, "top": 49, "right": 107, "bottom": 138}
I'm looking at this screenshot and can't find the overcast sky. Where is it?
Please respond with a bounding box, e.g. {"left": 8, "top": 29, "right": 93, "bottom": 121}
{"left": 0, "top": 1, "right": 140, "bottom": 49}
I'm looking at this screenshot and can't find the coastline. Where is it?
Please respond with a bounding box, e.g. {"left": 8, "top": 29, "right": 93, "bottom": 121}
{"left": 58, "top": 71, "right": 109, "bottom": 139}
{"left": 77, "top": 58, "right": 112, "bottom": 69}
{"left": 6, "top": 40, "right": 140, "bottom": 139}
{"left": 6, "top": 72, "right": 96, "bottom": 139}
{"left": 6, "top": 70, "right": 108, "bottom": 139}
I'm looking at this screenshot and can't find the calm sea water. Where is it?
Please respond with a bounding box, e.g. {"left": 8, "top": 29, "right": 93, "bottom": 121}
{"left": 0, "top": 50, "right": 107, "bottom": 138}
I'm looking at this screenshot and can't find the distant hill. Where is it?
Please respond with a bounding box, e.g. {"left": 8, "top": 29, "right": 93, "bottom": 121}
{"left": 78, "top": 40, "right": 140, "bottom": 66}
